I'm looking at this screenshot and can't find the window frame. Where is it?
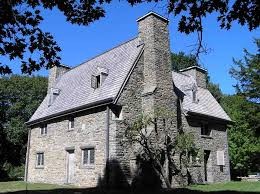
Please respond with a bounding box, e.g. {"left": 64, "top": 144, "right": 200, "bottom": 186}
{"left": 68, "top": 117, "right": 75, "bottom": 131}
{"left": 112, "top": 106, "right": 123, "bottom": 121}
{"left": 36, "top": 152, "right": 44, "bottom": 168}
{"left": 201, "top": 122, "right": 211, "bottom": 136}
{"left": 81, "top": 147, "right": 95, "bottom": 166}
{"left": 40, "top": 124, "right": 47, "bottom": 135}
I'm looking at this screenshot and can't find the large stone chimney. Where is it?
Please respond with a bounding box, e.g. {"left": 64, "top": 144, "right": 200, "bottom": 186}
{"left": 179, "top": 66, "right": 207, "bottom": 88}
{"left": 137, "top": 12, "right": 177, "bottom": 115}
{"left": 48, "top": 64, "right": 70, "bottom": 93}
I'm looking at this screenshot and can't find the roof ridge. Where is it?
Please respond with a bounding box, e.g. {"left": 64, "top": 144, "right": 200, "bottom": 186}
{"left": 69, "top": 37, "right": 139, "bottom": 72}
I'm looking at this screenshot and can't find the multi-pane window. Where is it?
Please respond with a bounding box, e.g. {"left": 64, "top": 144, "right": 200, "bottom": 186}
{"left": 82, "top": 148, "right": 95, "bottom": 165}
{"left": 201, "top": 123, "right": 210, "bottom": 136}
{"left": 68, "top": 117, "right": 75, "bottom": 130}
{"left": 40, "top": 124, "right": 47, "bottom": 135}
{"left": 36, "top": 152, "right": 44, "bottom": 167}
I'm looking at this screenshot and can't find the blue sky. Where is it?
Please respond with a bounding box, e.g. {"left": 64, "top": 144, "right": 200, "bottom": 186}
{"left": 9, "top": 1, "right": 260, "bottom": 94}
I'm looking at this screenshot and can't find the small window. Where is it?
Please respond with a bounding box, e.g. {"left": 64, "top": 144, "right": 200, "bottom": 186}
{"left": 68, "top": 117, "right": 75, "bottom": 130}
{"left": 201, "top": 123, "right": 210, "bottom": 136}
{"left": 82, "top": 148, "right": 95, "bottom": 165}
{"left": 192, "top": 89, "right": 197, "bottom": 103}
{"left": 91, "top": 75, "right": 101, "bottom": 89}
{"left": 217, "top": 150, "right": 225, "bottom": 166}
{"left": 112, "top": 106, "right": 123, "bottom": 120}
{"left": 40, "top": 124, "right": 47, "bottom": 135}
{"left": 36, "top": 152, "right": 44, "bottom": 167}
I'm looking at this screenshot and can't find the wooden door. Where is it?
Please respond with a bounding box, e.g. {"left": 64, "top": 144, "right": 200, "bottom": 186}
{"left": 67, "top": 150, "right": 75, "bottom": 184}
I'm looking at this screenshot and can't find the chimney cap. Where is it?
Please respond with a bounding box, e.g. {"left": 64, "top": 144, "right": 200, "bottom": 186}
{"left": 51, "top": 64, "right": 71, "bottom": 69}
{"left": 136, "top": 11, "right": 169, "bottom": 23}
{"left": 179, "top": 66, "right": 207, "bottom": 73}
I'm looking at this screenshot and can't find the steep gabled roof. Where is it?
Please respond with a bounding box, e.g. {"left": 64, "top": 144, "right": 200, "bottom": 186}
{"left": 28, "top": 38, "right": 144, "bottom": 124}
{"left": 172, "top": 71, "right": 231, "bottom": 122}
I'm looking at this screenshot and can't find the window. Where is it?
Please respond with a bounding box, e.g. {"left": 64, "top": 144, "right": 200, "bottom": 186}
{"left": 192, "top": 89, "right": 197, "bottom": 102}
{"left": 91, "top": 75, "right": 101, "bottom": 89}
{"left": 82, "top": 148, "right": 95, "bottom": 165}
{"left": 201, "top": 123, "right": 210, "bottom": 136}
{"left": 217, "top": 150, "right": 225, "bottom": 166}
{"left": 48, "top": 88, "right": 60, "bottom": 106}
{"left": 36, "top": 152, "right": 44, "bottom": 167}
{"left": 112, "top": 106, "right": 123, "bottom": 120}
{"left": 68, "top": 117, "right": 75, "bottom": 130}
{"left": 40, "top": 124, "right": 47, "bottom": 135}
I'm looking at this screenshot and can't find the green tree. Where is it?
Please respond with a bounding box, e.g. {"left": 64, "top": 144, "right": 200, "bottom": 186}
{"left": 125, "top": 108, "right": 198, "bottom": 188}
{"left": 221, "top": 95, "right": 260, "bottom": 177}
{"left": 0, "top": 75, "right": 47, "bottom": 179}
{"left": 171, "top": 52, "right": 198, "bottom": 71}
{"left": 1, "top": 0, "right": 259, "bottom": 74}
{"left": 230, "top": 38, "right": 260, "bottom": 104}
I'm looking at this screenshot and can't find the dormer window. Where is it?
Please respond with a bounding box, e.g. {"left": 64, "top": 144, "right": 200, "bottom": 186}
{"left": 96, "top": 75, "right": 101, "bottom": 88}
{"left": 48, "top": 88, "right": 60, "bottom": 106}
{"left": 192, "top": 89, "right": 197, "bottom": 103}
{"left": 91, "top": 67, "right": 109, "bottom": 89}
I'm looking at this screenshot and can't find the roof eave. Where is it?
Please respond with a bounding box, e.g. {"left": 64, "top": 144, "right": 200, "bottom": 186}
{"left": 186, "top": 110, "right": 233, "bottom": 124}
{"left": 26, "top": 98, "right": 114, "bottom": 127}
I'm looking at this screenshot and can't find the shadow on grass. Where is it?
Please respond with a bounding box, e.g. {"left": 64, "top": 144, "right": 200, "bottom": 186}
{"left": 4, "top": 160, "right": 258, "bottom": 194}
{"left": 4, "top": 188, "right": 260, "bottom": 194}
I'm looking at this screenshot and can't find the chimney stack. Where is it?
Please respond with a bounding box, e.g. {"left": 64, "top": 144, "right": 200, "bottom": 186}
{"left": 48, "top": 64, "right": 70, "bottom": 93}
{"left": 179, "top": 66, "right": 207, "bottom": 88}
{"left": 137, "top": 12, "right": 177, "bottom": 115}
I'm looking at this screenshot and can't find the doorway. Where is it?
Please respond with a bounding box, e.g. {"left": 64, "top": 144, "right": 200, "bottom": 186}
{"left": 204, "top": 150, "right": 211, "bottom": 182}
{"left": 66, "top": 149, "right": 75, "bottom": 184}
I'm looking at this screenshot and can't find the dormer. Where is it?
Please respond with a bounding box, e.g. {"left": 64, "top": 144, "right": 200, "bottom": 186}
{"left": 91, "top": 67, "right": 109, "bottom": 89}
{"left": 48, "top": 88, "right": 60, "bottom": 106}
{"left": 179, "top": 66, "right": 207, "bottom": 88}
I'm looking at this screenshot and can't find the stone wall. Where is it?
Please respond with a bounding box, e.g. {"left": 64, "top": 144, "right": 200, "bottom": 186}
{"left": 27, "top": 107, "right": 108, "bottom": 187}
{"left": 109, "top": 51, "right": 144, "bottom": 186}
{"left": 183, "top": 116, "right": 231, "bottom": 183}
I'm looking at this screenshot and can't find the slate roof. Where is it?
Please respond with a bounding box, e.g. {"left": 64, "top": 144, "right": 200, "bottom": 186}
{"left": 28, "top": 37, "right": 231, "bottom": 125}
{"left": 172, "top": 72, "right": 231, "bottom": 122}
{"left": 28, "top": 37, "right": 144, "bottom": 124}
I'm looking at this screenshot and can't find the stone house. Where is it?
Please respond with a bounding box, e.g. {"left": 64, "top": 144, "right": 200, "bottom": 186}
{"left": 25, "top": 12, "right": 231, "bottom": 187}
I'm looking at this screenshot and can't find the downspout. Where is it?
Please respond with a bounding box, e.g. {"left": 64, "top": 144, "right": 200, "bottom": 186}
{"left": 25, "top": 128, "right": 31, "bottom": 192}
{"left": 105, "top": 106, "right": 110, "bottom": 186}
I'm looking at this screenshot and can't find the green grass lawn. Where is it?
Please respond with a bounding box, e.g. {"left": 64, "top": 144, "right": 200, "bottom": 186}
{"left": 0, "top": 181, "right": 71, "bottom": 193}
{"left": 0, "top": 181, "right": 259, "bottom": 193}
{"left": 188, "top": 181, "right": 260, "bottom": 192}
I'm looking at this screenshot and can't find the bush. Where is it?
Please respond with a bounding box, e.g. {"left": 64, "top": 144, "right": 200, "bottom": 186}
{"left": 3, "top": 162, "right": 24, "bottom": 180}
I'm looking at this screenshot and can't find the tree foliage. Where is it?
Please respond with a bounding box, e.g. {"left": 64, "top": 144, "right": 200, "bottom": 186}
{"left": 1, "top": 0, "right": 259, "bottom": 74}
{"left": 230, "top": 38, "right": 260, "bottom": 104}
{"left": 0, "top": 75, "right": 47, "bottom": 179}
{"left": 221, "top": 95, "right": 260, "bottom": 177}
{"left": 125, "top": 108, "right": 198, "bottom": 188}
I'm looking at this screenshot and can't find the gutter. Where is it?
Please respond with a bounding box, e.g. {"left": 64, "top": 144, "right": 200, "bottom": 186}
{"left": 26, "top": 98, "right": 113, "bottom": 126}
{"left": 187, "top": 111, "right": 233, "bottom": 124}
{"left": 24, "top": 128, "right": 31, "bottom": 183}
{"left": 105, "top": 106, "right": 110, "bottom": 160}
